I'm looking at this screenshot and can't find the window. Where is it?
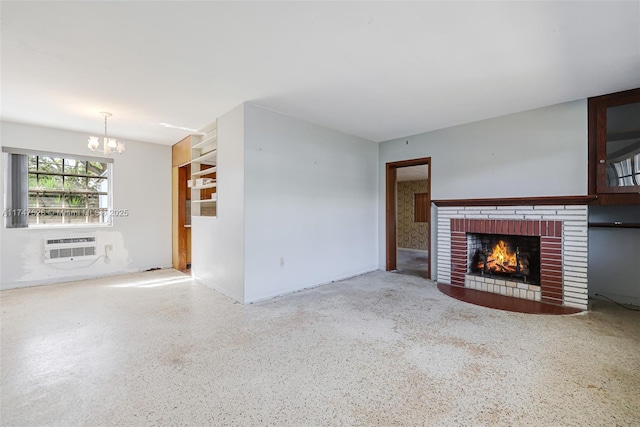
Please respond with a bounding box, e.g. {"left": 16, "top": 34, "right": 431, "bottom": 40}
{"left": 3, "top": 148, "right": 113, "bottom": 228}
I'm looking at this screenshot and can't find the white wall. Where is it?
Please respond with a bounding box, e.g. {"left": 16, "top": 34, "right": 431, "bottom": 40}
{"left": 588, "top": 228, "right": 640, "bottom": 306}
{"left": 191, "top": 104, "right": 245, "bottom": 302}
{"left": 378, "top": 99, "right": 588, "bottom": 271}
{"left": 0, "top": 121, "right": 172, "bottom": 289}
{"left": 588, "top": 205, "right": 640, "bottom": 306}
{"left": 243, "top": 104, "right": 378, "bottom": 303}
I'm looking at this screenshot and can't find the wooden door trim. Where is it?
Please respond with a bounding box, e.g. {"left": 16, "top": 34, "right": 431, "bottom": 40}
{"left": 385, "top": 157, "right": 432, "bottom": 279}
{"left": 385, "top": 165, "right": 397, "bottom": 271}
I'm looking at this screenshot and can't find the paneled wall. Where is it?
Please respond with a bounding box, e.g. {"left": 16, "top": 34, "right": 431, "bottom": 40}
{"left": 397, "top": 180, "right": 428, "bottom": 250}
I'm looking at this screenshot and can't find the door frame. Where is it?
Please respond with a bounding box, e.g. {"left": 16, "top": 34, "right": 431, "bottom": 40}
{"left": 385, "top": 157, "right": 432, "bottom": 279}
{"left": 172, "top": 136, "right": 192, "bottom": 271}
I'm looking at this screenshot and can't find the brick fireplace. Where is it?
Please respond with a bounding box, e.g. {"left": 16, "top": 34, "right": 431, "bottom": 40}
{"left": 435, "top": 199, "right": 590, "bottom": 310}
{"left": 451, "top": 218, "right": 562, "bottom": 304}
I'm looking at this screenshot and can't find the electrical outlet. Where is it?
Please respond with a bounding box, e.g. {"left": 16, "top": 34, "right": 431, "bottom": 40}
{"left": 280, "top": 256, "right": 284, "bottom": 267}
{"left": 105, "top": 244, "right": 113, "bottom": 251}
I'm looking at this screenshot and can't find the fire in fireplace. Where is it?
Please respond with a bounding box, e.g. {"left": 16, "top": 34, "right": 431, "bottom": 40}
{"left": 468, "top": 233, "right": 541, "bottom": 285}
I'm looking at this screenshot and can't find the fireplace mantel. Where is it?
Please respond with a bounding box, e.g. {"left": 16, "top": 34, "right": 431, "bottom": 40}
{"left": 432, "top": 195, "right": 596, "bottom": 207}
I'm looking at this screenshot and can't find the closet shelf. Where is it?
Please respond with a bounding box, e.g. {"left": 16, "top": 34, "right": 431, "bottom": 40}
{"left": 191, "top": 166, "right": 217, "bottom": 177}
{"left": 191, "top": 150, "right": 217, "bottom": 164}
{"left": 191, "top": 183, "right": 217, "bottom": 190}
{"left": 192, "top": 134, "right": 217, "bottom": 150}
{"left": 191, "top": 120, "right": 218, "bottom": 218}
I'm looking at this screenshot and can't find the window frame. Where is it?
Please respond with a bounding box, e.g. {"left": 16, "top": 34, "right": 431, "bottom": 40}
{"left": 3, "top": 147, "right": 114, "bottom": 229}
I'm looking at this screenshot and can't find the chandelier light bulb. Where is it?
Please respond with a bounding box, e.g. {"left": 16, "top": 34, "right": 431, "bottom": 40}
{"left": 88, "top": 136, "right": 100, "bottom": 150}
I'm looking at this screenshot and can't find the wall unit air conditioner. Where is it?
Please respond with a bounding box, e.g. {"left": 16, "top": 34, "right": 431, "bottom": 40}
{"left": 44, "top": 236, "right": 98, "bottom": 264}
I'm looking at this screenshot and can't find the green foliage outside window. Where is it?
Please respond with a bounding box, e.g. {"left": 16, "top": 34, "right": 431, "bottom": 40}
{"left": 27, "top": 155, "right": 110, "bottom": 225}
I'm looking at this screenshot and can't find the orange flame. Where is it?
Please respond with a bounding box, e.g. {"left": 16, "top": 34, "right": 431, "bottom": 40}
{"left": 478, "top": 240, "right": 526, "bottom": 274}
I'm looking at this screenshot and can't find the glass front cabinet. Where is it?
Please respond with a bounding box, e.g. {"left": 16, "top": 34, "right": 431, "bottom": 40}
{"left": 589, "top": 88, "right": 640, "bottom": 204}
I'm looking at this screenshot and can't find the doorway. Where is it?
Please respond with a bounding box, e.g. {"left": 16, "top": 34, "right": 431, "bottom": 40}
{"left": 386, "top": 157, "right": 431, "bottom": 279}
{"left": 173, "top": 162, "right": 191, "bottom": 272}
{"left": 172, "top": 135, "right": 193, "bottom": 273}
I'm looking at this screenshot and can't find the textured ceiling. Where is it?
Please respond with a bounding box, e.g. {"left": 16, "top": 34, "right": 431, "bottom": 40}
{"left": 1, "top": 1, "right": 639, "bottom": 145}
{"left": 397, "top": 165, "right": 429, "bottom": 182}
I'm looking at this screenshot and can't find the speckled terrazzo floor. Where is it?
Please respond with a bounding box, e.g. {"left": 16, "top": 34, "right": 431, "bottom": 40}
{"left": 1, "top": 269, "right": 638, "bottom": 426}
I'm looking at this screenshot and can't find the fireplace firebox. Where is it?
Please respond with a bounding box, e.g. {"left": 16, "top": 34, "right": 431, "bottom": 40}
{"left": 467, "top": 233, "right": 540, "bottom": 286}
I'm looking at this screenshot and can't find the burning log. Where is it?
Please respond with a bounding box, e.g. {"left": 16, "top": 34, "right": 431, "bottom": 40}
{"left": 476, "top": 240, "right": 527, "bottom": 275}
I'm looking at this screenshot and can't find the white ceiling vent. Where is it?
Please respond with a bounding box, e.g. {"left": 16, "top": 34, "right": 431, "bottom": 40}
{"left": 44, "top": 237, "right": 97, "bottom": 264}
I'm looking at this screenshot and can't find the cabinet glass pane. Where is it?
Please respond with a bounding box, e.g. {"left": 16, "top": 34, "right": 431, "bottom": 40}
{"left": 606, "top": 102, "right": 640, "bottom": 187}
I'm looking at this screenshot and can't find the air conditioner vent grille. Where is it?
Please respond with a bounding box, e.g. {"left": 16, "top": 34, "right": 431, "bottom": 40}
{"left": 44, "top": 236, "right": 98, "bottom": 264}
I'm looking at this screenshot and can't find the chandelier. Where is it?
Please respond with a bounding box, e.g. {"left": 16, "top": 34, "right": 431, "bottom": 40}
{"left": 88, "top": 112, "right": 125, "bottom": 154}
